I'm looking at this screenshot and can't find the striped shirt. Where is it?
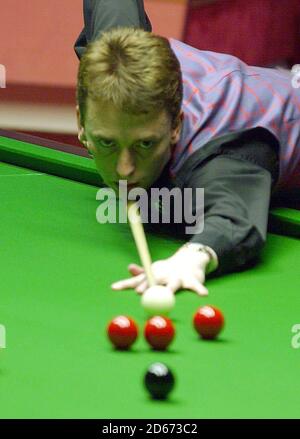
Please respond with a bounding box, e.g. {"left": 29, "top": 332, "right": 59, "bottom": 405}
{"left": 169, "top": 38, "right": 300, "bottom": 191}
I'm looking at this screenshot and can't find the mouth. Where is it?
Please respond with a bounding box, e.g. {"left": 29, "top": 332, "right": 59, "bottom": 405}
{"left": 115, "top": 181, "right": 139, "bottom": 190}
{"left": 127, "top": 183, "right": 138, "bottom": 190}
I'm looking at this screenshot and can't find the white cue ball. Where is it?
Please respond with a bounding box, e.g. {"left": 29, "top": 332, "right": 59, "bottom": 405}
{"left": 141, "top": 285, "right": 175, "bottom": 316}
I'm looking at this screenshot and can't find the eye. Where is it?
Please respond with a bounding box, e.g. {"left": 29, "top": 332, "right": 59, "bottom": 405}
{"left": 138, "top": 140, "right": 154, "bottom": 150}
{"left": 97, "top": 139, "right": 116, "bottom": 148}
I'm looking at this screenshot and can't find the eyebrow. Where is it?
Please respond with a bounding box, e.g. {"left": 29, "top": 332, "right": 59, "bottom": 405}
{"left": 90, "top": 132, "right": 163, "bottom": 142}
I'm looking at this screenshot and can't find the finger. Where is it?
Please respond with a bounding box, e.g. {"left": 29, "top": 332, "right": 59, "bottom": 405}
{"left": 128, "top": 264, "right": 144, "bottom": 276}
{"left": 166, "top": 278, "right": 181, "bottom": 294}
{"left": 194, "top": 269, "right": 206, "bottom": 285}
{"left": 136, "top": 280, "right": 149, "bottom": 294}
{"left": 111, "top": 273, "right": 146, "bottom": 290}
{"left": 186, "top": 279, "right": 208, "bottom": 296}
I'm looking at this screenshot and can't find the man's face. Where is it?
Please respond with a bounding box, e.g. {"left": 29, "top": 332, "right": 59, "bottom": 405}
{"left": 78, "top": 99, "right": 183, "bottom": 193}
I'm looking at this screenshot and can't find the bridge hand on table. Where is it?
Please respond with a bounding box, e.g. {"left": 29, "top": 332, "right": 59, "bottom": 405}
{"left": 111, "top": 245, "right": 210, "bottom": 296}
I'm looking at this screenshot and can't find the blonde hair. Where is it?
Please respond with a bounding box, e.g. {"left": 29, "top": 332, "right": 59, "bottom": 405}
{"left": 77, "top": 27, "right": 183, "bottom": 130}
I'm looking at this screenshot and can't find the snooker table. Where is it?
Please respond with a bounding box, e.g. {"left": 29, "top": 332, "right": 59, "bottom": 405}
{"left": 1, "top": 129, "right": 300, "bottom": 419}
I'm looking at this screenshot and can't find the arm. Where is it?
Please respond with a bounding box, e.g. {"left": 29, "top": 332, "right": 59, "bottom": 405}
{"left": 181, "top": 130, "right": 279, "bottom": 276}
{"left": 74, "top": 0, "right": 152, "bottom": 59}
{"left": 111, "top": 130, "right": 279, "bottom": 294}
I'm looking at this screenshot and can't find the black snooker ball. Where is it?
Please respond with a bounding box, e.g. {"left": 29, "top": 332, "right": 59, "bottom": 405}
{"left": 144, "top": 362, "right": 175, "bottom": 400}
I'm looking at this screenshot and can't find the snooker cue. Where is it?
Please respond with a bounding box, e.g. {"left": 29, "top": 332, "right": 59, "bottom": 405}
{"left": 127, "top": 200, "right": 155, "bottom": 287}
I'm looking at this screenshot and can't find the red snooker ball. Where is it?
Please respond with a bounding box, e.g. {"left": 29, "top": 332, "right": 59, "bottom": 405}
{"left": 144, "top": 316, "right": 175, "bottom": 350}
{"left": 193, "top": 306, "right": 224, "bottom": 340}
{"left": 107, "top": 316, "right": 138, "bottom": 350}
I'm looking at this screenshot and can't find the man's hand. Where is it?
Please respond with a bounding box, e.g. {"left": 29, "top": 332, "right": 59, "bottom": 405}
{"left": 111, "top": 244, "right": 216, "bottom": 296}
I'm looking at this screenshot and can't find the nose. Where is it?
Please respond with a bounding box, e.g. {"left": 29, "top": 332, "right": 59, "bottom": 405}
{"left": 116, "top": 148, "right": 135, "bottom": 179}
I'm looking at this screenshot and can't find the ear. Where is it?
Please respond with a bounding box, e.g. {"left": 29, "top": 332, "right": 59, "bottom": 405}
{"left": 76, "top": 105, "right": 87, "bottom": 144}
{"left": 171, "top": 110, "right": 184, "bottom": 145}
{"left": 76, "top": 105, "right": 95, "bottom": 157}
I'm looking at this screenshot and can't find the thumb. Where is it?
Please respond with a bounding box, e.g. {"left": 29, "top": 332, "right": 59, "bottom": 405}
{"left": 128, "top": 263, "right": 144, "bottom": 276}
